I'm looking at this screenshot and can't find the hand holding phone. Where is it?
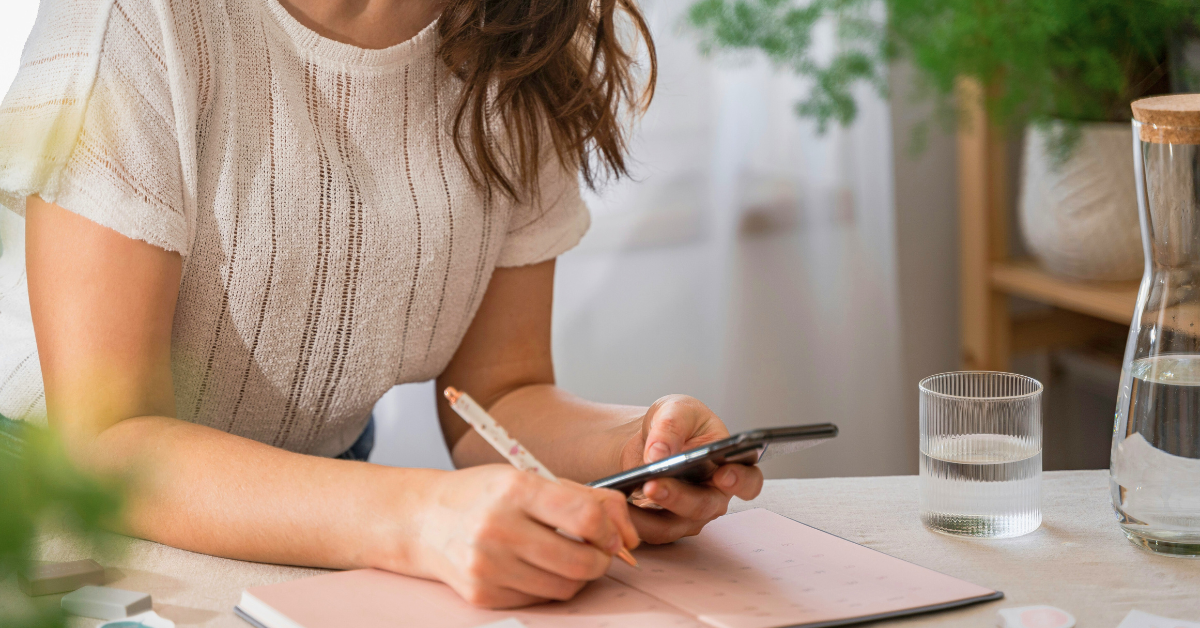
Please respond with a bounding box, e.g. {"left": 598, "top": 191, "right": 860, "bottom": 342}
{"left": 588, "top": 423, "right": 838, "bottom": 496}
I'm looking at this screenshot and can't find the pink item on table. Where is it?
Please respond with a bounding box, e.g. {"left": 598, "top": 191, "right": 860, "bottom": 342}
{"left": 607, "top": 509, "right": 999, "bottom": 628}
{"left": 237, "top": 509, "right": 999, "bottom": 628}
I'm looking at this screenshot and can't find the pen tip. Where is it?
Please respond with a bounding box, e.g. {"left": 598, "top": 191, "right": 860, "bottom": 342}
{"left": 618, "top": 548, "right": 639, "bottom": 568}
{"left": 443, "top": 387, "right": 461, "bottom": 403}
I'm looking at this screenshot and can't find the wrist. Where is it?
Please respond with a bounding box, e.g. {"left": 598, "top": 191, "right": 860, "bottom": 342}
{"left": 359, "top": 466, "right": 446, "bottom": 575}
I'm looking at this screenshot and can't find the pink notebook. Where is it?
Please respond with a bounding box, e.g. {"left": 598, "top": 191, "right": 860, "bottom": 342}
{"left": 236, "top": 509, "right": 1001, "bottom": 628}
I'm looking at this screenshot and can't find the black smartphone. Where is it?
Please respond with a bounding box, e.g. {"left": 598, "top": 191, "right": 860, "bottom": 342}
{"left": 587, "top": 423, "right": 838, "bottom": 496}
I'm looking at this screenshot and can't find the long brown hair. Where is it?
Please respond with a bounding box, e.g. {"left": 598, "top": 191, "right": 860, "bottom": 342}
{"left": 437, "top": 0, "right": 657, "bottom": 202}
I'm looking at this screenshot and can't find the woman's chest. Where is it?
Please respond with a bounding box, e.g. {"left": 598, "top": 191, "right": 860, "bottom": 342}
{"left": 172, "top": 46, "right": 512, "bottom": 390}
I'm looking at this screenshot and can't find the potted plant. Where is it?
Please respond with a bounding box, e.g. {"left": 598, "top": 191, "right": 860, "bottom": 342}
{"left": 687, "top": 0, "right": 1200, "bottom": 281}
{"left": 1, "top": 416, "right": 122, "bottom": 628}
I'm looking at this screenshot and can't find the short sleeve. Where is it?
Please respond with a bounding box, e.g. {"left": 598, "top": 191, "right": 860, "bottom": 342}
{"left": 494, "top": 154, "right": 591, "bottom": 268}
{"left": 0, "top": 0, "right": 191, "bottom": 254}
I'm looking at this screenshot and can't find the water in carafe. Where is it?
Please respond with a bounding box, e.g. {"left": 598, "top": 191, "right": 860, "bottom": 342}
{"left": 1113, "top": 356, "right": 1200, "bottom": 550}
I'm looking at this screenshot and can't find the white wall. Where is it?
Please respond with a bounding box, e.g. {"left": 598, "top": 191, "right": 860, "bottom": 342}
{"left": 370, "top": 381, "right": 454, "bottom": 470}
{"left": 0, "top": 2, "right": 38, "bottom": 95}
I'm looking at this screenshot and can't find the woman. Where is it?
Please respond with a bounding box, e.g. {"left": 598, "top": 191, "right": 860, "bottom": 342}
{"left": 0, "top": 0, "right": 763, "bottom": 609}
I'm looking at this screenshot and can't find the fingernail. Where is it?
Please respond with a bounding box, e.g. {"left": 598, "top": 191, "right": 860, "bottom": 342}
{"left": 608, "top": 537, "right": 623, "bottom": 553}
{"left": 719, "top": 469, "right": 737, "bottom": 488}
{"left": 648, "top": 442, "right": 670, "bottom": 462}
{"left": 649, "top": 482, "right": 668, "bottom": 500}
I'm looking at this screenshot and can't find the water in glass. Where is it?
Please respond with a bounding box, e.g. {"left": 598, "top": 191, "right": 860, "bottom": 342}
{"left": 921, "top": 434, "right": 1041, "bottom": 537}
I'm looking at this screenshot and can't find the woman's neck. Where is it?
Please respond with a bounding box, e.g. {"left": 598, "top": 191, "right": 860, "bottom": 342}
{"left": 275, "top": 0, "right": 441, "bottom": 50}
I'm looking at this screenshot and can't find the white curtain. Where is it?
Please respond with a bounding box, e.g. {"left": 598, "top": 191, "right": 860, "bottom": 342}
{"left": 551, "top": 0, "right": 910, "bottom": 478}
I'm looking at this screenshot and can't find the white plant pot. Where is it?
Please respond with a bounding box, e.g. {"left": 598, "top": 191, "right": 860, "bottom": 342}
{"left": 1019, "top": 122, "right": 1142, "bottom": 281}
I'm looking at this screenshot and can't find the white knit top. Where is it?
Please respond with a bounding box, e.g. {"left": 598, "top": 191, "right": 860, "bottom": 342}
{"left": 0, "top": 0, "right": 589, "bottom": 456}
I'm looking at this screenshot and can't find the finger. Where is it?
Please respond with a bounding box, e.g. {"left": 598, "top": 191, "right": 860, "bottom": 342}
{"left": 524, "top": 480, "right": 623, "bottom": 554}
{"left": 596, "top": 487, "right": 641, "bottom": 551}
{"left": 502, "top": 557, "right": 591, "bottom": 602}
{"left": 642, "top": 477, "right": 729, "bottom": 522}
{"left": 627, "top": 505, "right": 706, "bottom": 545}
{"left": 448, "top": 547, "right": 550, "bottom": 609}
{"left": 455, "top": 583, "right": 545, "bottom": 610}
{"left": 643, "top": 396, "right": 722, "bottom": 462}
{"left": 453, "top": 552, "right": 580, "bottom": 612}
{"left": 510, "top": 517, "right": 613, "bottom": 582}
{"left": 710, "top": 463, "right": 765, "bottom": 500}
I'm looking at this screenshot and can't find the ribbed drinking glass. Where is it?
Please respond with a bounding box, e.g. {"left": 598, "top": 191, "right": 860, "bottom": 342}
{"left": 919, "top": 372, "right": 1043, "bottom": 538}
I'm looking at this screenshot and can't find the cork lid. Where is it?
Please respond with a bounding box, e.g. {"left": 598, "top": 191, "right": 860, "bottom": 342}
{"left": 1132, "top": 94, "right": 1200, "bottom": 143}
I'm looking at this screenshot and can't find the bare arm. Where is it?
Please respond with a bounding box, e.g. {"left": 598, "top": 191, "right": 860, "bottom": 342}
{"left": 437, "top": 260, "right": 763, "bottom": 544}
{"left": 26, "top": 196, "right": 429, "bottom": 569}
{"left": 27, "top": 197, "right": 636, "bottom": 611}
{"left": 435, "top": 260, "right": 642, "bottom": 481}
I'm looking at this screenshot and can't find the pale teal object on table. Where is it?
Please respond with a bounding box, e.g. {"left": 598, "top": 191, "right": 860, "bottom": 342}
{"left": 61, "top": 585, "right": 152, "bottom": 620}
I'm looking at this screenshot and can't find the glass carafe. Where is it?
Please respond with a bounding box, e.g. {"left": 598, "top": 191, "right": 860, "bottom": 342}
{"left": 1112, "top": 95, "right": 1200, "bottom": 556}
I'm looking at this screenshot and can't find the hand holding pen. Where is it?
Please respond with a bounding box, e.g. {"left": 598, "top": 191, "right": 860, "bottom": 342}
{"left": 444, "top": 387, "right": 639, "bottom": 568}
{"left": 410, "top": 459, "right": 639, "bottom": 608}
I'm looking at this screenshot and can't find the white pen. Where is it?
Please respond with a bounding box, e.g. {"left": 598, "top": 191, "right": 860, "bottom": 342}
{"left": 443, "top": 386, "right": 638, "bottom": 568}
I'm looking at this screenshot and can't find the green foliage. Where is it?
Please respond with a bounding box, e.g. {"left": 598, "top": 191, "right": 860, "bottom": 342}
{"left": 689, "top": 0, "right": 887, "bottom": 132}
{"left": 687, "top": 0, "right": 1200, "bottom": 137}
{"left": 1, "top": 416, "right": 123, "bottom": 628}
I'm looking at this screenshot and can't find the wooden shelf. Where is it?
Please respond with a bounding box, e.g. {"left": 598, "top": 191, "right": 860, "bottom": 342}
{"left": 957, "top": 77, "right": 1140, "bottom": 370}
{"left": 990, "top": 260, "right": 1140, "bottom": 325}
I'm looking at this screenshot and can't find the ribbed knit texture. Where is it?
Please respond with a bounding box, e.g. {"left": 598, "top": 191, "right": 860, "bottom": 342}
{"left": 0, "top": 0, "right": 590, "bottom": 456}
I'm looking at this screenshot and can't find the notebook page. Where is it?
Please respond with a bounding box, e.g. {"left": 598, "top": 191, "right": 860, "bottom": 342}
{"left": 245, "top": 568, "right": 705, "bottom": 628}
{"left": 608, "top": 509, "right": 998, "bottom": 628}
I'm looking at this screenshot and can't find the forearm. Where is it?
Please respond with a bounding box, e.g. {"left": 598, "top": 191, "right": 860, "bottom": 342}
{"left": 450, "top": 384, "right": 644, "bottom": 483}
{"left": 78, "top": 416, "right": 439, "bottom": 571}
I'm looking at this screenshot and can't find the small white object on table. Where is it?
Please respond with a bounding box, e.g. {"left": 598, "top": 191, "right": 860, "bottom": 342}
{"left": 10, "top": 470, "right": 1198, "bottom": 627}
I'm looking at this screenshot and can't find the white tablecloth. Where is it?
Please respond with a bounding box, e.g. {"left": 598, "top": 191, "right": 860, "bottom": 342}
{"left": 12, "top": 470, "right": 1200, "bottom": 627}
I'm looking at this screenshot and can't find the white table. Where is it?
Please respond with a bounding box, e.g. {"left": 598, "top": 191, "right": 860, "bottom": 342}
{"left": 15, "top": 470, "right": 1200, "bottom": 627}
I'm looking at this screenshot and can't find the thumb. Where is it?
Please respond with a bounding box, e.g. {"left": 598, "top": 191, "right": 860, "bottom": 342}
{"left": 642, "top": 396, "right": 694, "bottom": 463}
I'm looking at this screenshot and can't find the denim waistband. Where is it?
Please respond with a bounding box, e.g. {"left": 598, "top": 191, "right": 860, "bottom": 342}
{"left": 335, "top": 415, "right": 375, "bottom": 462}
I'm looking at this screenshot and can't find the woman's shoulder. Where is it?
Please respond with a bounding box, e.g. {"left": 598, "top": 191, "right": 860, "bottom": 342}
{"left": 24, "top": 0, "right": 203, "bottom": 46}
{"left": 0, "top": 0, "right": 216, "bottom": 248}
{"left": 14, "top": 0, "right": 216, "bottom": 86}
{"left": 9, "top": 0, "right": 225, "bottom": 128}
